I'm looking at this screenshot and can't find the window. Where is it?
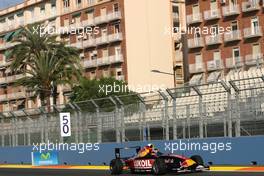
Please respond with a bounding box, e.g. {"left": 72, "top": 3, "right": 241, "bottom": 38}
{"left": 101, "top": 28, "right": 107, "bottom": 37}
{"left": 251, "top": 17, "right": 259, "bottom": 34}
{"left": 115, "top": 46, "right": 122, "bottom": 56}
{"left": 40, "top": 4, "right": 45, "bottom": 15}
{"left": 113, "top": 3, "right": 119, "bottom": 12}
{"left": 192, "top": 4, "right": 199, "bottom": 14}
{"left": 114, "top": 23, "right": 120, "bottom": 33}
{"left": 100, "top": 7, "right": 107, "bottom": 16}
{"left": 252, "top": 43, "right": 260, "bottom": 55}
{"left": 195, "top": 54, "right": 202, "bottom": 64}
{"left": 87, "top": 0, "right": 95, "bottom": 6}
{"left": 213, "top": 51, "right": 221, "bottom": 61}
{"left": 211, "top": 24, "right": 219, "bottom": 35}
{"left": 102, "top": 49, "right": 108, "bottom": 57}
{"left": 230, "top": 0, "right": 237, "bottom": 6}
{"left": 231, "top": 21, "right": 238, "bottom": 31}
{"left": 232, "top": 48, "right": 240, "bottom": 59}
{"left": 86, "top": 8, "right": 94, "bottom": 19}
{"left": 64, "top": 18, "right": 69, "bottom": 26}
{"left": 76, "top": 0, "right": 82, "bottom": 8}
{"left": 63, "top": 0, "right": 70, "bottom": 9}
{"left": 210, "top": 0, "right": 217, "bottom": 10}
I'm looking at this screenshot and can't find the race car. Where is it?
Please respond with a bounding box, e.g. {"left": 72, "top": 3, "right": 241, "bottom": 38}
{"left": 110, "top": 144, "right": 206, "bottom": 175}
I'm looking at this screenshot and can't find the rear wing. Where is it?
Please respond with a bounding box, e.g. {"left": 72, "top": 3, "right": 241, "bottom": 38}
{"left": 115, "top": 146, "right": 141, "bottom": 159}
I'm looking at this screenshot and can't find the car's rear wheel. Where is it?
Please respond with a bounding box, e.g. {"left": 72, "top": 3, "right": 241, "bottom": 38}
{"left": 189, "top": 155, "right": 204, "bottom": 172}
{"left": 190, "top": 155, "right": 204, "bottom": 166}
{"left": 152, "top": 158, "right": 167, "bottom": 175}
{"left": 110, "top": 159, "right": 123, "bottom": 175}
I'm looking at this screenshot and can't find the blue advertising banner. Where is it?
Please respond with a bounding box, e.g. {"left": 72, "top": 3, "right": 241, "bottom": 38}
{"left": 31, "top": 151, "right": 59, "bottom": 166}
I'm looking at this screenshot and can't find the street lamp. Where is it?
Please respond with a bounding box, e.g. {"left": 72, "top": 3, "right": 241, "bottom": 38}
{"left": 151, "top": 69, "right": 176, "bottom": 87}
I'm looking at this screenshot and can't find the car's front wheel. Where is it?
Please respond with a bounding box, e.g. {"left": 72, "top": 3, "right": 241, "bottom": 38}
{"left": 110, "top": 159, "right": 123, "bottom": 175}
{"left": 189, "top": 155, "right": 204, "bottom": 172}
{"left": 152, "top": 158, "right": 167, "bottom": 175}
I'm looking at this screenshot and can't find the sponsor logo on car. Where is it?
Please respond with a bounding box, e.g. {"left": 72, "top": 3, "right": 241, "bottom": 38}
{"left": 134, "top": 159, "right": 153, "bottom": 168}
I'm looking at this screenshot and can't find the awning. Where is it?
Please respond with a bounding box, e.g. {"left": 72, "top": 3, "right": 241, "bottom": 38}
{"left": 207, "top": 71, "right": 221, "bottom": 83}
{"left": 189, "top": 74, "right": 203, "bottom": 86}
{"left": 72, "top": 12, "right": 81, "bottom": 18}
{"left": 3, "top": 31, "right": 15, "bottom": 42}
{"left": 12, "top": 28, "right": 23, "bottom": 39}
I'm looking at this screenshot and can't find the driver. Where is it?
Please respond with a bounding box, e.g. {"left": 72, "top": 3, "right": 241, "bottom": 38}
{"left": 137, "top": 144, "right": 158, "bottom": 158}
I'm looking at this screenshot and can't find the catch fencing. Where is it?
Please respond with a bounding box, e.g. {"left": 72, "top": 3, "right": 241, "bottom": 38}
{"left": 1, "top": 76, "right": 264, "bottom": 146}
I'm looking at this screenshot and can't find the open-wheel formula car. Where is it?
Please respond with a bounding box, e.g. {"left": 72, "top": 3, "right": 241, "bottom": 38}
{"left": 110, "top": 145, "right": 206, "bottom": 175}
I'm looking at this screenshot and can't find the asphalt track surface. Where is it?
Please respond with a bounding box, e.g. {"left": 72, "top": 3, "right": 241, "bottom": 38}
{"left": 0, "top": 169, "right": 263, "bottom": 176}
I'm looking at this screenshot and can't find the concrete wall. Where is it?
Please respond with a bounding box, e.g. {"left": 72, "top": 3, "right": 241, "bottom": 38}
{"left": 0, "top": 136, "right": 263, "bottom": 166}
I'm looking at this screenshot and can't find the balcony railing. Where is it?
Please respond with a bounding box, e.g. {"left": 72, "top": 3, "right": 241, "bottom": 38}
{"left": 188, "top": 37, "right": 204, "bottom": 49}
{"left": 94, "top": 15, "right": 108, "bottom": 24}
{"left": 70, "top": 42, "right": 83, "bottom": 49}
{"left": 7, "top": 91, "right": 26, "bottom": 100}
{"left": 225, "top": 57, "right": 244, "bottom": 69}
{"left": 108, "top": 33, "right": 123, "bottom": 42}
{"left": 109, "top": 54, "right": 124, "bottom": 64}
{"left": 204, "top": 9, "right": 220, "bottom": 21}
{"left": 82, "top": 18, "right": 95, "bottom": 27}
{"left": 116, "top": 75, "right": 125, "bottom": 81}
{"left": 244, "top": 26, "right": 262, "bottom": 39}
{"left": 224, "top": 30, "right": 241, "bottom": 42}
{"left": 189, "top": 63, "right": 205, "bottom": 74}
{"left": 186, "top": 13, "right": 202, "bottom": 24}
{"left": 242, "top": 1, "right": 260, "bottom": 12}
{"left": 82, "top": 54, "right": 123, "bottom": 68}
{"left": 82, "top": 39, "right": 96, "bottom": 48}
{"left": 222, "top": 4, "right": 240, "bottom": 17}
{"left": 83, "top": 59, "right": 97, "bottom": 68}
{"left": 245, "top": 53, "right": 264, "bottom": 66}
{"left": 107, "top": 11, "right": 122, "bottom": 21}
{"left": 96, "top": 36, "right": 109, "bottom": 45}
{"left": 207, "top": 60, "right": 223, "bottom": 71}
{"left": 205, "top": 34, "right": 222, "bottom": 45}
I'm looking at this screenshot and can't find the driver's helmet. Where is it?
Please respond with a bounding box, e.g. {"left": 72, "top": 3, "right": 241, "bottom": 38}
{"left": 147, "top": 143, "right": 154, "bottom": 149}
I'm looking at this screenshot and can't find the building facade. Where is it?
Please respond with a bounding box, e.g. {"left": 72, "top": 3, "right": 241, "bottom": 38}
{"left": 186, "top": 0, "right": 264, "bottom": 85}
{"left": 0, "top": 0, "right": 181, "bottom": 112}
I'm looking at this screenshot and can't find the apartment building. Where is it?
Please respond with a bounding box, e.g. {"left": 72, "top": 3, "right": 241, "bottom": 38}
{"left": 171, "top": 0, "right": 186, "bottom": 87}
{"left": 0, "top": 0, "right": 179, "bottom": 112}
{"left": 186, "top": 0, "right": 264, "bottom": 85}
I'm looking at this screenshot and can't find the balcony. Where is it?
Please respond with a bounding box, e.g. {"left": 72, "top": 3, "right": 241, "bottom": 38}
{"left": 224, "top": 30, "right": 241, "bottom": 42}
{"left": 94, "top": 15, "right": 108, "bottom": 24}
{"left": 205, "top": 34, "right": 222, "bottom": 46}
{"left": 222, "top": 4, "right": 240, "bottom": 17}
{"left": 95, "top": 36, "right": 109, "bottom": 45}
{"left": 83, "top": 59, "right": 97, "bottom": 68}
{"left": 107, "top": 11, "right": 122, "bottom": 21}
{"left": 82, "top": 39, "right": 96, "bottom": 48}
{"left": 97, "top": 57, "right": 111, "bottom": 66}
{"left": 109, "top": 54, "right": 124, "bottom": 64}
{"left": 70, "top": 42, "right": 83, "bottom": 49}
{"left": 186, "top": 13, "right": 202, "bottom": 24}
{"left": 207, "top": 60, "right": 223, "bottom": 71}
{"left": 225, "top": 57, "right": 244, "bottom": 69}
{"left": 245, "top": 53, "right": 264, "bottom": 66}
{"left": 244, "top": 26, "right": 262, "bottom": 39}
{"left": 189, "top": 63, "right": 205, "bottom": 74}
{"left": 204, "top": 9, "right": 220, "bottom": 21}
{"left": 108, "top": 33, "right": 123, "bottom": 42}
{"left": 188, "top": 37, "right": 204, "bottom": 49}
{"left": 242, "top": 1, "right": 260, "bottom": 12}
{"left": 7, "top": 91, "right": 26, "bottom": 100}
{"left": 82, "top": 19, "right": 95, "bottom": 27}
{"left": 116, "top": 75, "right": 125, "bottom": 81}
{"left": 82, "top": 54, "right": 123, "bottom": 68}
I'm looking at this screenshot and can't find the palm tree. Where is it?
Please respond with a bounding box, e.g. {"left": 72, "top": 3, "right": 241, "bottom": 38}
{"left": 8, "top": 24, "right": 81, "bottom": 107}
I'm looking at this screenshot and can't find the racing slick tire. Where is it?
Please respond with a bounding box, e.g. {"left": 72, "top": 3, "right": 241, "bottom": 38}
{"left": 152, "top": 158, "right": 167, "bottom": 175}
{"left": 189, "top": 155, "right": 204, "bottom": 172}
{"left": 110, "top": 159, "right": 123, "bottom": 175}
{"left": 190, "top": 155, "right": 204, "bottom": 166}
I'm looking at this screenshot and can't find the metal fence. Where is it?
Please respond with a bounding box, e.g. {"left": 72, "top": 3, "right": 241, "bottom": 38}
{"left": 1, "top": 76, "right": 264, "bottom": 146}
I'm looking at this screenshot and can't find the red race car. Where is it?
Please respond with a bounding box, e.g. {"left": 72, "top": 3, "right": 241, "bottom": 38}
{"left": 110, "top": 144, "right": 206, "bottom": 175}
